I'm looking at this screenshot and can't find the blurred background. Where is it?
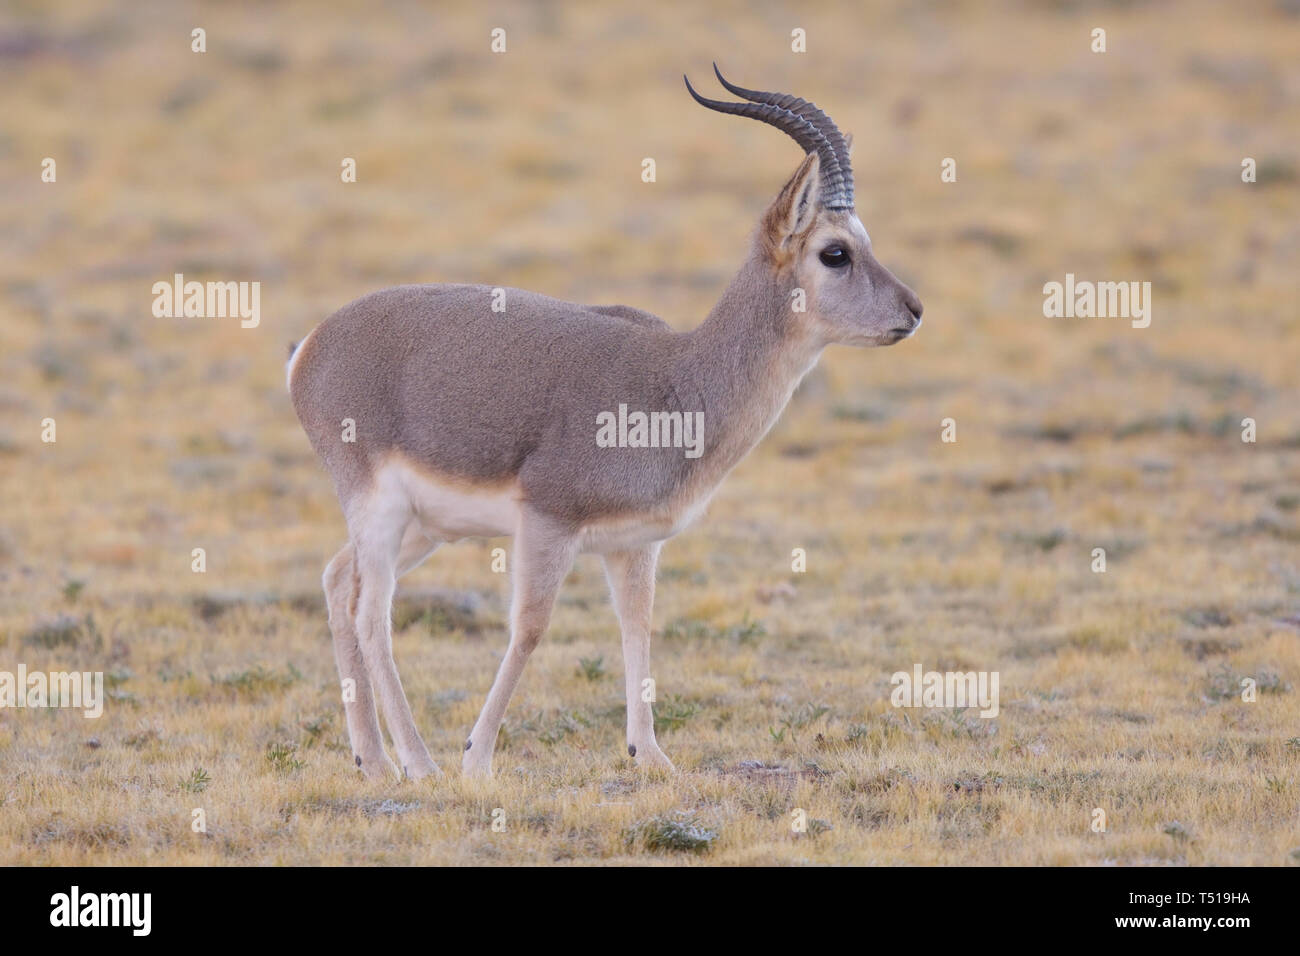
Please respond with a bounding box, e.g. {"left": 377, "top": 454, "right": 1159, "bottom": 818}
{"left": 2, "top": 0, "right": 1297, "bottom": 601}
{"left": 0, "top": 1, "right": 1298, "bottom": 864}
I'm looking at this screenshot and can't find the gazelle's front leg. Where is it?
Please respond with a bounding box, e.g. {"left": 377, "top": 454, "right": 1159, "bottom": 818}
{"left": 603, "top": 543, "right": 675, "bottom": 771}
{"left": 463, "top": 510, "right": 579, "bottom": 777}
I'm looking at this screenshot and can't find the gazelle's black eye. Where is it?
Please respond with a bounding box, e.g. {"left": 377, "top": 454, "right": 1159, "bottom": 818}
{"left": 819, "top": 246, "right": 849, "bottom": 268}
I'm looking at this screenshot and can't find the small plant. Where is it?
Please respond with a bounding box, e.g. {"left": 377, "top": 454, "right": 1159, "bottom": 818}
{"left": 22, "top": 614, "right": 85, "bottom": 648}
{"left": 179, "top": 767, "right": 210, "bottom": 793}
{"left": 362, "top": 799, "right": 421, "bottom": 818}
{"left": 62, "top": 579, "right": 86, "bottom": 604}
{"left": 301, "top": 713, "right": 334, "bottom": 747}
{"left": 654, "top": 694, "right": 699, "bottom": 733}
{"left": 845, "top": 723, "right": 870, "bottom": 745}
{"left": 1162, "top": 821, "right": 1191, "bottom": 842}
{"left": 1020, "top": 528, "right": 1069, "bottom": 552}
{"left": 1183, "top": 607, "right": 1233, "bottom": 629}
{"left": 626, "top": 811, "right": 718, "bottom": 854}
{"left": 215, "top": 664, "right": 302, "bottom": 695}
{"left": 266, "top": 742, "right": 304, "bottom": 773}
{"left": 577, "top": 655, "right": 606, "bottom": 681}
{"left": 738, "top": 785, "right": 786, "bottom": 820}
{"left": 1206, "top": 663, "right": 1292, "bottom": 700}
{"left": 123, "top": 724, "right": 162, "bottom": 749}
{"left": 802, "top": 817, "right": 833, "bottom": 837}
{"left": 537, "top": 710, "right": 591, "bottom": 746}
{"left": 770, "top": 702, "right": 831, "bottom": 744}
{"left": 107, "top": 689, "right": 140, "bottom": 707}
{"left": 661, "top": 613, "right": 766, "bottom": 645}
{"left": 1206, "top": 663, "right": 1241, "bottom": 700}
{"left": 1255, "top": 670, "right": 1292, "bottom": 694}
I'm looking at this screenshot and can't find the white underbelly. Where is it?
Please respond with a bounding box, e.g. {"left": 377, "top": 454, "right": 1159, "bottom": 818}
{"left": 384, "top": 459, "right": 520, "bottom": 540}
{"left": 578, "top": 497, "right": 711, "bottom": 554}
{"left": 377, "top": 456, "right": 711, "bottom": 551}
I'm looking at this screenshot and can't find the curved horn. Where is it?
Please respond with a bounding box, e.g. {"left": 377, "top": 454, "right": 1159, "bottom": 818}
{"left": 683, "top": 69, "right": 854, "bottom": 209}
{"left": 711, "top": 63, "right": 854, "bottom": 209}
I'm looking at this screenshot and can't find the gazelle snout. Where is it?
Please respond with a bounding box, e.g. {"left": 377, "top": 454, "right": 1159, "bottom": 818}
{"left": 869, "top": 256, "right": 923, "bottom": 343}
{"left": 895, "top": 284, "right": 923, "bottom": 337}
{"left": 902, "top": 287, "right": 924, "bottom": 325}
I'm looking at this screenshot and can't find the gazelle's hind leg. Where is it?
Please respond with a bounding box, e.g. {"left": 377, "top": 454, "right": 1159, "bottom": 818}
{"left": 328, "top": 522, "right": 443, "bottom": 781}
{"left": 324, "top": 543, "right": 397, "bottom": 780}
{"left": 350, "top": 497, "right": 442, "bottom": 780}
{"left": 463, "top": 509, "right": 579, "bottom": 777}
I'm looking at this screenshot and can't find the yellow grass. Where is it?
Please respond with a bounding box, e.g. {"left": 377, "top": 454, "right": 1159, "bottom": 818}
{"left": 1, "top": 0, "right": 1298, "bottom": 865}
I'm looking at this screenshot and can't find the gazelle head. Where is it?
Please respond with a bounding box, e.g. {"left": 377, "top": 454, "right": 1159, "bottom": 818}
{"left": 686, "top": 65, "right": 922, "bottom": 348}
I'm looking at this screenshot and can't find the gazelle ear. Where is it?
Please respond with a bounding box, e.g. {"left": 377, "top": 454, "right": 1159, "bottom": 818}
{"left": 761, "top": 152, "right": 821, "bottom": 252}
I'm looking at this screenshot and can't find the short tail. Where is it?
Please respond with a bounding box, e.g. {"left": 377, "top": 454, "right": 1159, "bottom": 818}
{"left": 285, "top": 340, "right": 300, "bottom": 392}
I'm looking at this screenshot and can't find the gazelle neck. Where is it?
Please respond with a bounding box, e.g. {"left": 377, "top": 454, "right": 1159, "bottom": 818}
{"left": 675, "top": 250, "right": 825, "bottom": 481}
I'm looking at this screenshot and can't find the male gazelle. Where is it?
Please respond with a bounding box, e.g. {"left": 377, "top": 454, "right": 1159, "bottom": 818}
{"left": 288, "top": 66, "right": 921, "bottom": 779}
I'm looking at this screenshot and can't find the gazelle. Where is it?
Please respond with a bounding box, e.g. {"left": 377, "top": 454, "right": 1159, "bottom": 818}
{"left": 288, "top": 66, "right": 922, "bottom": 780}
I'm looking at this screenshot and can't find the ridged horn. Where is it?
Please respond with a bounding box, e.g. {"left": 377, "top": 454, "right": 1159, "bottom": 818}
{"left": 683, "top": 66, "right": 854, "bottom": 209}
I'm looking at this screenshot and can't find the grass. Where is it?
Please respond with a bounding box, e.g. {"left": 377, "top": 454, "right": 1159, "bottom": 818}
{"left": 626, "top": 811, "right": 720, "bottom": 854}
{"left": 1, "top": 0, "right": 1298, "bottom": 865}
